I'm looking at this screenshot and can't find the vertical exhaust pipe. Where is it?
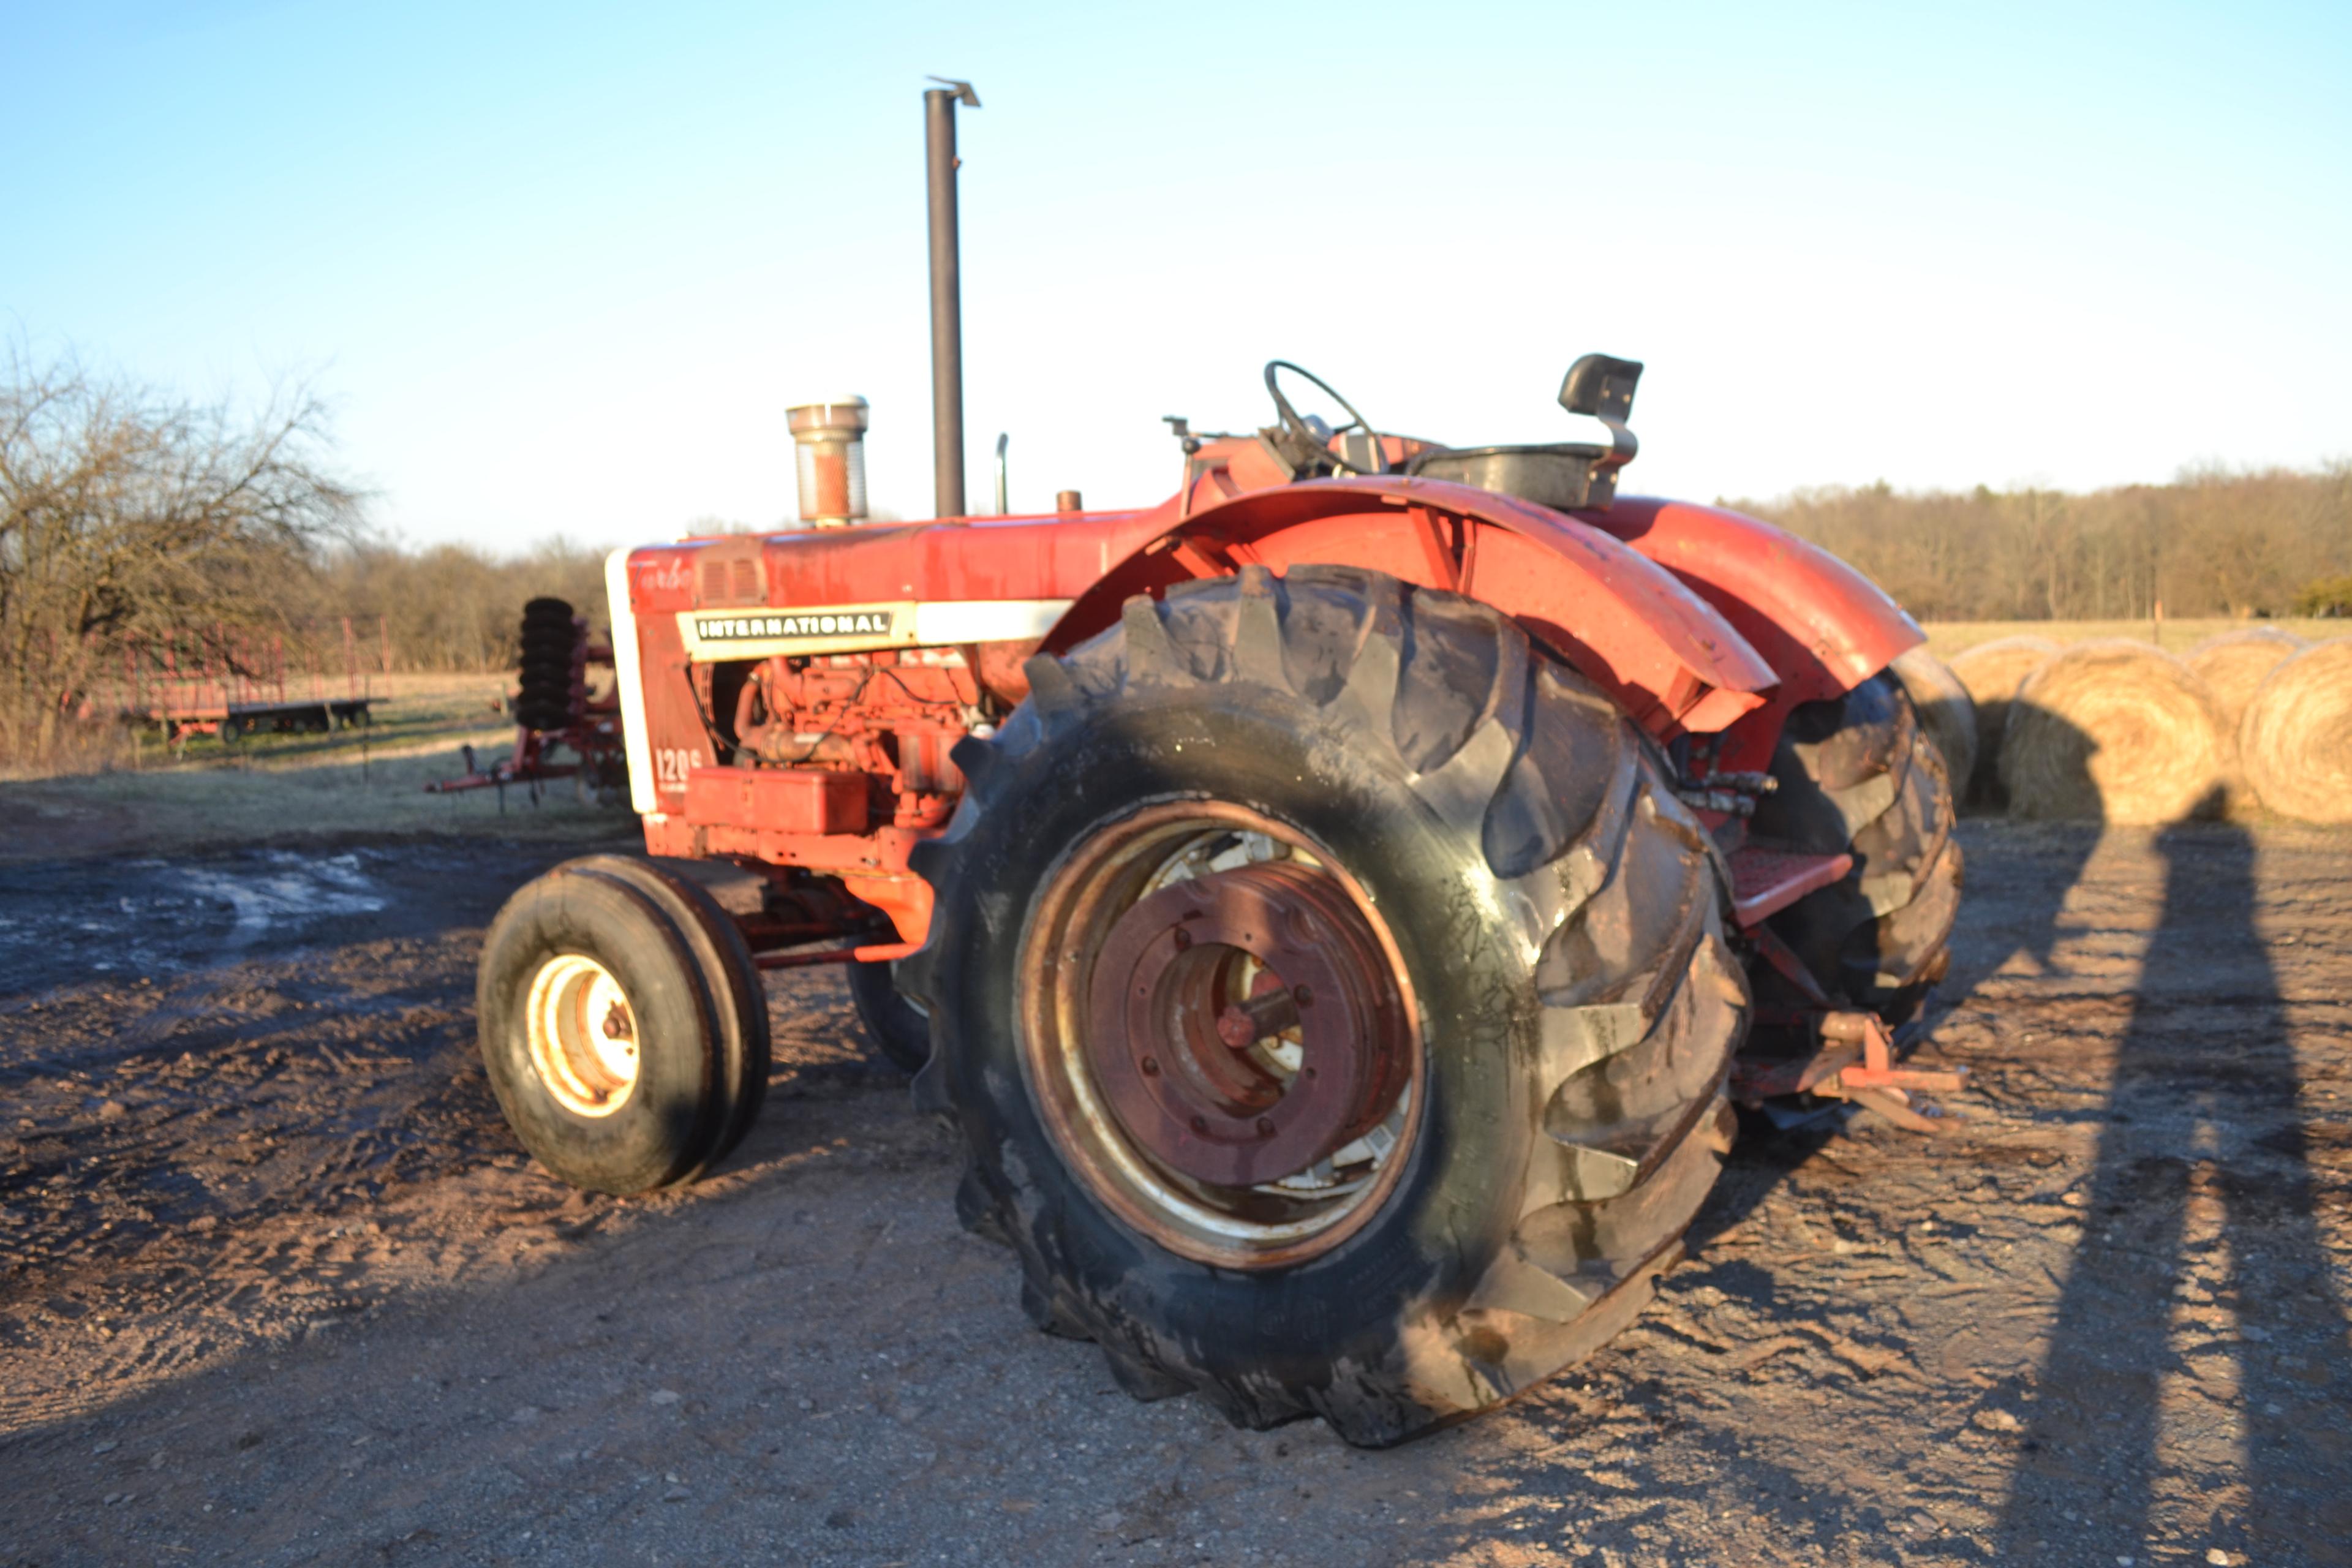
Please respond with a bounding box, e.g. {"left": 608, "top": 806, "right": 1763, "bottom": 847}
{"left": 925, "top": 77, "right": 980, "bottom": 518}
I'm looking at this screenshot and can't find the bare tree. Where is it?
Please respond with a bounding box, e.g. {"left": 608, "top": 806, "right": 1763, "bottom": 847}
{"left": 0, "top": 345, "right": 361, "bottom": 766}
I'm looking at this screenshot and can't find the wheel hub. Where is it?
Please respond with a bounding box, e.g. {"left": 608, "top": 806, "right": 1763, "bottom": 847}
{"left": 525, "top": 952, "right": 640, "bottom": 1118}
{"left": 1085, "top": 861, "right": 1408, "bottom": 1186}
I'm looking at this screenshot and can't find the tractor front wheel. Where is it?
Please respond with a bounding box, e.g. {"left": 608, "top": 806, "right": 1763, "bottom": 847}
{"left": 903, "top": 566, "right": 1748, "bottom": 1446}
{"left": 477, "top": 859, "right": 769, "bottom": 1193}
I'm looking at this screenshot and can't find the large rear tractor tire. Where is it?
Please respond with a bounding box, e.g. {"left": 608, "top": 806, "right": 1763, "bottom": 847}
{"left": 477, "top": 859, "right": 770, "bottom": 1193}
{"left": 1747, "top": 670, "right": 1962, "bottom": 1027}
{"left": 902, "top": 565, "right": 1749, "bottom": 1447}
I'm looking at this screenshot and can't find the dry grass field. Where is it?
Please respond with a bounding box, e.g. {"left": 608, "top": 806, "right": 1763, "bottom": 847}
{"left": 1923, "top": 618, "right": 2345, "bottom": 659}
{"left": 0, "top": 673, "right": 606, "bottom": 861}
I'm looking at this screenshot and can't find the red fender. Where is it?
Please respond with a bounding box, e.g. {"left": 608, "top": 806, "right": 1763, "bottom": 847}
{"left": 1590, "top": 497, "right": 1924, "bottom": 771}
{"left": 1594, "top": 498, "right": 1921, "bottom": 700}
{"left": 1043, "top": 475, "right": 1778, "bottom": 737}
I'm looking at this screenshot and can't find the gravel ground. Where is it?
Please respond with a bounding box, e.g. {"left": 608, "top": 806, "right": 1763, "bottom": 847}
{"left": 1, "top": 820, "right": 2348, "bottom": 1567}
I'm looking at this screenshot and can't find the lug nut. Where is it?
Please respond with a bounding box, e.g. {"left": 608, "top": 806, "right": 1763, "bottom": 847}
{"left": 1140, "top": 1055, "right": 1159, "bottom": 1077}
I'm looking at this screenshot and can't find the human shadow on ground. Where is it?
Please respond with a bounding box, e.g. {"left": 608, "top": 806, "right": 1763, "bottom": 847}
{"left": 1995, "top": 823, "right": 2352, "bottom": 1562}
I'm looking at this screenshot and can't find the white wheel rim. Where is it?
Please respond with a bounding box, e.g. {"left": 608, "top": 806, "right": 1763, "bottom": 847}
{"left": 525, "top": 952, "right": 640, "bottom": 1117}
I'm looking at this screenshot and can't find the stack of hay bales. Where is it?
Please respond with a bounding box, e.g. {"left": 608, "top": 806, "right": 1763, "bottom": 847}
{"left": 2187, "top": 628, "right": 2306, "bottom": 809}
{"left": 1890, "top": 644, "right": 1977, "bottom": 789}
{"left": 2188, "top": 628, "right": 2305, "bottom": 732}
{"left": 1947, "top": 635, "right": 2059, "bottom": 804}
{"left": 1999, "top": 641, "right": 2226, "bottom": 823}
{"left": 2239, "top": 639, "right": 2352, "bottom": 824}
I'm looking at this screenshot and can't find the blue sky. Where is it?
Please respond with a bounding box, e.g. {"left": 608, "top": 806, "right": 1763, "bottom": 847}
{"left": 6, "top": 1, "right": 2347, "bottom": 551}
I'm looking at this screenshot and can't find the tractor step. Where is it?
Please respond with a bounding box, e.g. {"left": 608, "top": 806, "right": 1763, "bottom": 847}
{"left": 1725, "top": 845, "right": 1853, "bottom": 929}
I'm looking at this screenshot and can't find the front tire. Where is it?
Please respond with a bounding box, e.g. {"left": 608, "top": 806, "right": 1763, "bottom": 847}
{"left": 563, "top": 856, "right": 772, "bottom": 1167}
{"left": 902, "top": 566, "right": 1748, "bottom": 1446}
{"left": 477, "top": 861, "right": 763, "bottom": 1193}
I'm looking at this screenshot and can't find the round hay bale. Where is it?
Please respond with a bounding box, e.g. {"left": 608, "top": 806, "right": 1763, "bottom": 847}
{"left": 1890, "top": 644, "right": 1977, "bottom": 791}
{"left": 2239, "top": 638, "right": 2352, "bottom": 824}
{"left": 1999, "top": 640, "right": 2225, "bottom": 823}
{"left": 2187, "top": 627, "right": 2305, "bottom": 736}
{"left": 1946, "top": 635, "right": 2060, "bottom": 804}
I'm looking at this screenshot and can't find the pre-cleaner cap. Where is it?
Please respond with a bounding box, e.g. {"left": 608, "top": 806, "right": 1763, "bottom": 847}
{"left": 786, "top": 396, "right": 870, "bottom": 438}
{"left": 786, "top": 397, "right": 870, "bottom": 526}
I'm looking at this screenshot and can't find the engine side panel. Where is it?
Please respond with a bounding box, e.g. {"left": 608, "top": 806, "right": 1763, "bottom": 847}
{"left": 612, "top": 513, "right": 1202, "bottom": 947}
{"left": 612, "top": 508, "right": 1179, "bottom": 815}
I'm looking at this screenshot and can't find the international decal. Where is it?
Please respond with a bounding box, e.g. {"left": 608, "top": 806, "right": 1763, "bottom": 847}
{"left": 693, "top": 610, "right": 896, "bottom": 641}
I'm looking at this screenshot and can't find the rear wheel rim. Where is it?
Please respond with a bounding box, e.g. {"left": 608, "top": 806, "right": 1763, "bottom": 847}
{"left": 1019, "top": 802, "right": 1422, "bottom": 1269}
{"left": 525, "top": 952, "right": 641, "bottom": 1117}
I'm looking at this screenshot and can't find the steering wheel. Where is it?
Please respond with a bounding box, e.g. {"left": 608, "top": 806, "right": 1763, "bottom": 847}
{"left": 1263, "top": 361, "right": 1386, "bottom": 475}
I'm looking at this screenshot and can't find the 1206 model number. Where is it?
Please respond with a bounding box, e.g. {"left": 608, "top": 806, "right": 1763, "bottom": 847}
{"left": 654, "top": 746, "right": 705, "bottom": 788}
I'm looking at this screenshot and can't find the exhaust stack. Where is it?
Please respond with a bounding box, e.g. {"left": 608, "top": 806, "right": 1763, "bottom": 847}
{"left": 925, "top": 77, "right": 980, "bottom": 518}
{"left": 788, "top": 397, "right": 870, "bottom": 527}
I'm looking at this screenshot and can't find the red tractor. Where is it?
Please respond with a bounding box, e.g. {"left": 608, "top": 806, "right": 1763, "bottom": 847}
{"left": 474, "top": 356, "right": 1961, "bottom": 1447}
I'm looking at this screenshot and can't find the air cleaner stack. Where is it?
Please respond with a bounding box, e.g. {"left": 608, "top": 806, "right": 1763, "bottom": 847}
{"left": 787, "top": 397, "right": 871, "bottom": 526}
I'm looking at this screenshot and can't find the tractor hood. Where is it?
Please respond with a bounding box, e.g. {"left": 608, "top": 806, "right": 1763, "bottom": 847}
{"left": 615, "top": 507, "right": 1175, "bottom": 658}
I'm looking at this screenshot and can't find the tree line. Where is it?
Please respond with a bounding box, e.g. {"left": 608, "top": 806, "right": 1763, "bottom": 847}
{"left": 325, "top": 540, "right": 613, "bottom": 671}
{"left": 1731, "top": 465, "right": 2352, "bottom": 623}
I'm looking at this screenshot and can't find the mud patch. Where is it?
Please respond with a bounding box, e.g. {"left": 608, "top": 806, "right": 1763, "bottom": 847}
{"left": 0, "top": 843, "right": 549, "bottom": 997}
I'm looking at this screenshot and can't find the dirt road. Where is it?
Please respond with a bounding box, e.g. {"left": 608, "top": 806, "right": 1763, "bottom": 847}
{"left": 3, "top": 821, "right": 2348, "bottom": 1566}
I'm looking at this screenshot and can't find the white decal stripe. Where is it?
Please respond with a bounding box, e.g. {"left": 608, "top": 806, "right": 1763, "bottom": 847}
{"left": 605, "top": 548, "right": 660, "bottom": 815}
{"left": 672, "top": 598, "right": 1078, "bottom": 663}
{"left": 911, "top": 598, "right": 1076, "bottom": 644}
{"left": 674, "top": 601, "right": 917, "bottom": 661}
